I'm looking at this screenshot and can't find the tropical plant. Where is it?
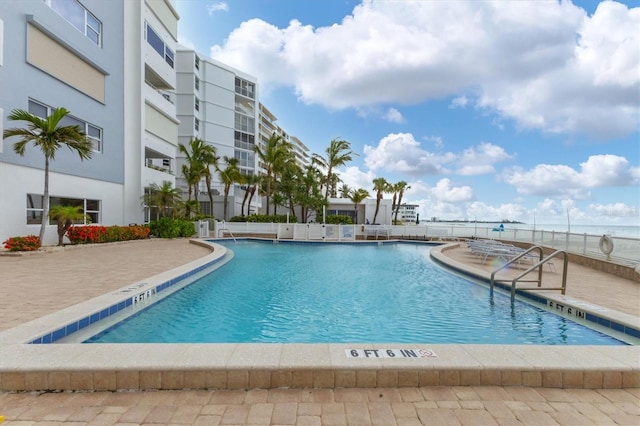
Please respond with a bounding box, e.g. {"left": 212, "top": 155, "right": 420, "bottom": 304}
{"left": 149, "top": 217, "right": 195, "bottom": 238}
{"left": 216, "top": 156, "right": 242, "bottom": 221}
{"left": 371, "top": 177, "right": 390, "bottom": 224}
{"left": 246, "top": 174, "right": 261, "bottom": 217}
{"left": 349, "top": 188, "right": 370, "bottom": 224}
{"left": 3, "top": 108, "right": 93, "bottom": 242}
{"left": 66, "top": 225, "right": 150, "bottom": 244}
{"left": 254, "top": 133, "right": 291, "bottom": 214}
{"left": 325, "top": 214, "right": 353, "bottom": 225}
{"left": 2, "top": 235, "right": 41, "bottom": 252}
{"left": 273, "top": 160, "right": 302, "bottom": 219}
{"left": 295, "top": 164, "right": 327, "bottom": 223}
{"left": 143, "top": 181, "right": 182, "bottom": 220}
{"left": 313, "top": 138, "right": 355, "bottom": 201}
{"left": 240, "top": 173, "right": 261, "bottom": 216}
{"left": 49, "top": 205, "right": 88, "bottom": 246}
{"left": 339, "top": 183, "right": 351, "bottom": 198}
{"left": 392, "top": 181, "right": 411, "bottom": 224}
{"left": 179, "top": 137, "right": 218, "bottom": 217}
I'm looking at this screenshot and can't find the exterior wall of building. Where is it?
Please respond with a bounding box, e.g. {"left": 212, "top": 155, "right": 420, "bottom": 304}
{"left": 123, "top": 0, "right": 179, "bottom": 225}
{"left": 0, "top": 0, "right": 126, "bottom": 244}
{"left": 176, "top": 49, "right": 260, "bottom": 219}
{"left": 396, "top": 203, "right": 420, "bottom": 224}
{"left": 290, "top": 198, "right": 392, "bottom": 225}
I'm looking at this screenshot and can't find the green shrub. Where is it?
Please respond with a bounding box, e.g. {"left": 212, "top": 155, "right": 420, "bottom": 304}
{"left": 326, "top": 214, "right": 353, "bottom": 224}
{"left": 67, "top": 225, "right": 150, "bottom": 244}
{"left": 229, "top": 214, "right": 295, "bottom": 223}
{"left": 149, "top": 217, "right": 195, "bottom": 238}
{"left": 177, "top": 219, "right": 196, "bottom": 237}
{"left": 3, "top": 235, "right": 41, "bottom": 251}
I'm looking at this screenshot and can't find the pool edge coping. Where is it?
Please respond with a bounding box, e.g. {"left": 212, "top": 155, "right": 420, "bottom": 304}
{"left": 1, "top": 238, "right": 639, "bottom": 391}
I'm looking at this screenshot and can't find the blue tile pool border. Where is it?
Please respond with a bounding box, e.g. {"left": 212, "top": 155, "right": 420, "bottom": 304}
{"left": 430, "top": 250, "right": 640, "bottom": 343}
{"left": 29, "top": 253, "right": 226, "bottom": 344}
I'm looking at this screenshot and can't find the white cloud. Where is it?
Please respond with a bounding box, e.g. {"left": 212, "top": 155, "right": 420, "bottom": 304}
{"left": 502, "top": 154, "right": 639, "bottom": 198}
{"left": 383, "top": 108, "right": 405, "bottom": 123}
{"left": 431, "top": 178, "right": 474, "bottom": 203}
{"left": 207, "top": 2, "right": 229, "bottom": 15}
{"left": 363, "top": 133, "right": 456, "bottom": 176}
{"left": 449, "top": 96, "right": 469, "bottom": 109}
{"left": 456, "top": 142, "right": 513, "bottom": 176}
{"left": 335, "top": 166, "right": 376, "bottom": 193}
{"left": 589, "top": 202, "right": 639, "bottom": 218}
{"left": 209, "top": 0, "right": 639, "bottom": 140}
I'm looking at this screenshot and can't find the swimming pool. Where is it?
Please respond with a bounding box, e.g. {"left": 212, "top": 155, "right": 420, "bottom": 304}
{"left": 85, "top": 241, "right": 625, "bottom": 345}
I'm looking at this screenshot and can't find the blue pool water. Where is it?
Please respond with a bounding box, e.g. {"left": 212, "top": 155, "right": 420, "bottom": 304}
{"left": 86, "top": 241, "right": 625, "bottom": 345}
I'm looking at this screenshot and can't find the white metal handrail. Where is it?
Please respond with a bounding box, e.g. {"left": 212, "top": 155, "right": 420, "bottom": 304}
{"left": 490, "top": 248, "right": 569, "bottom": 303}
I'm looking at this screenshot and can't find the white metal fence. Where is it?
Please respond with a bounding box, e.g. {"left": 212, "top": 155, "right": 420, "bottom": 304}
{"left": 209, "top": 221, "right": 640, "bottom": 267}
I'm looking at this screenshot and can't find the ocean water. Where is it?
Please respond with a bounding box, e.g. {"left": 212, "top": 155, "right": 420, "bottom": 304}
{"left": 437, "top": 223, "right": 640, "bottom": 239}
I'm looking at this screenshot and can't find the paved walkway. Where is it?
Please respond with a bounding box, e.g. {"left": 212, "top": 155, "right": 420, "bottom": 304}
{"left": 0, "top": 238, "right": 638, "bottom": 425}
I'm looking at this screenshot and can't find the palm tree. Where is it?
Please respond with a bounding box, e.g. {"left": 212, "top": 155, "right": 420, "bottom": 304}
{"left": 254, "top": 133, "right": 290, "bottom": 214}
{"left": 392, "top": 181, "right": 411, "bottom": 224}
{"left": 181, "top": 162, "right": 203, "bottom": 217}
{"left": 339, "top": 183, "right": 351, "bottom": 198}
{"left": 179, "top": 137, "right": 218, "bottom": 216}
{"left": 216, "top": 156, "right": 241, "bottom": 220}
{"left": 314, "top": 138, "right": 355, "bottom": 201}
{"left": 246, "top": 174, "right": 261, "bottom": 216}
{"left": 371, "top": 177, "right": 390, "bottom": 225}
{"left": 144, "top": 181, "right": 182, "bottom": 219}
{"left": 296, "top": 164, "right": 326, "bottom": 223}
{"left": 349, "top": 188, "right": 370, "bottom": 224}
{"left": 240, "top": 173, "right": 260, "bottom": 216}
{"left": 49, "top": 205, "right": 88, "bottom": 246}
{"left": 3, "top": 108, "right": 93, "bottom": 242}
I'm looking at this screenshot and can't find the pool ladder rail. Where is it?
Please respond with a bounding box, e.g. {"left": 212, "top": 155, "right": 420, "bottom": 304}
{"left": 217, "top": 222, "right": 237, "bottom": 242}
{"left": 489, "top": 245, "right": 569, "bottom": 303}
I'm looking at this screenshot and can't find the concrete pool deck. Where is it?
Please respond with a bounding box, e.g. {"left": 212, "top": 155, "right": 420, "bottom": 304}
{"left": 1, "top": 238, "right": 639, "bottom": 424}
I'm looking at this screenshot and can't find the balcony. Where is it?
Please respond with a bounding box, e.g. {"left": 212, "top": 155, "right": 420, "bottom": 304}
{"left": 144, "top": 154, "right": 175, "bottom": 189}
{"left": 144, "top": 82, "right": 176, "bottom": 120}
{"left": 144, "top": 45, "right": 176, "bottom": 89}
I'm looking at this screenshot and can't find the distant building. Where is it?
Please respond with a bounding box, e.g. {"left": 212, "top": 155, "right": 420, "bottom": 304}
{"left": 175, "top": 48, "right": 309, "bottom": 219}
{"left": 396, "top": 204, "right": 419, "bottom": 224}
{"left": 175, "top": 48, "right": 261, "bottom": 218}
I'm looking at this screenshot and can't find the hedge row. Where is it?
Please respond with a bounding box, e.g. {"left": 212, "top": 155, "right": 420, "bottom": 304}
{"left": 67, "top": 225, "right": 150, "bottom": 244}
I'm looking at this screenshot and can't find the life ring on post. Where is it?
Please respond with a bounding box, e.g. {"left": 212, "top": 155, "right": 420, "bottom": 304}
{"left": 599, "top": 234, "right": 614, "bottom": 256}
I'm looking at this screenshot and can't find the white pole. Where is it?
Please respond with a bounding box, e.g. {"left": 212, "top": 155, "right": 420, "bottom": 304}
{"left": 323, "top": 206, "right": 326, "bottom": 223}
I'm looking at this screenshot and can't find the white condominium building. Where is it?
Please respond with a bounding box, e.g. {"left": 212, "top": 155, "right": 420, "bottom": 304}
{"left": 0, "top": 0, "right": 179, "bottom": 244}
{"left": 175, "top": 48, "right": 261, "bottom": 218}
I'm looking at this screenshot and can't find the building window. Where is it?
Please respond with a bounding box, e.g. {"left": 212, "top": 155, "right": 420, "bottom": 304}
{"left": 234, "top": 150, "right": 254, "bottom": 168}
{"left": 195, "top": 55, "right": 200, "bottom": 70}
{"left": 44, "top": 0, "right": 102, "bottom": 46}
{"left": 235, "top": 77, "right": 255, "bottom": 99}
{"left": 195, "top": 77, "right": 200, "bottom": 91}
{"left": 195, "top": 97, "right": 200, "bottom": 111}
{"left": 234, "top": 131, "right": 254, "bottom": 150}
{"left": 28, "top": 99, "right": 102, "bottom": 152}
{"left": 144, "top": 21, "right": 174, "bottom": 68}
{"left": 26, "top": 194, "right": 101, "bottom": 225}
{"left": 195, "top": 118, "right": 199, "bottom": 131}
{"left": 234, "top": 113, "right": 254, "bottom": 133}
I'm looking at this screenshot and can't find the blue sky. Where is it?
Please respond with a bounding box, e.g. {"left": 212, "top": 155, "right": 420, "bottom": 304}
{"left": 175, "top": 0, "right": 639, "bottom": 225}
